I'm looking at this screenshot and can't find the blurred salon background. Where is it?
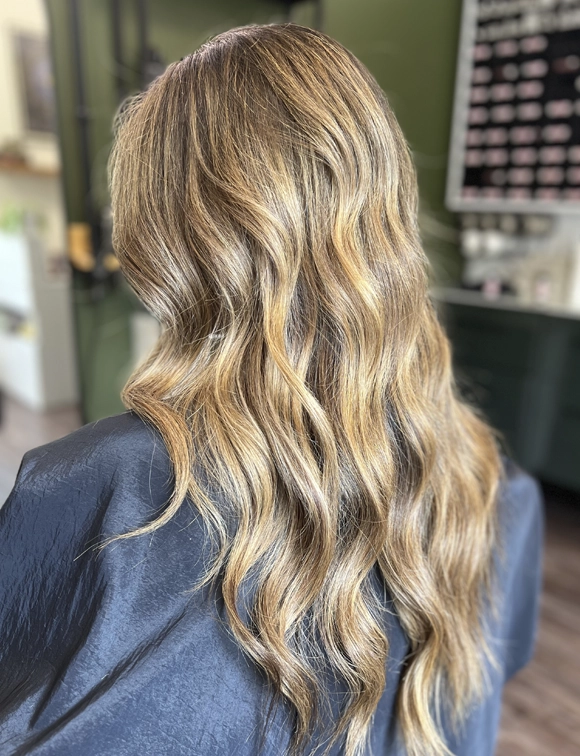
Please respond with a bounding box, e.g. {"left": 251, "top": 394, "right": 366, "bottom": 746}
{"left": 0, "top": 0, "right": 578, "bottom": 753}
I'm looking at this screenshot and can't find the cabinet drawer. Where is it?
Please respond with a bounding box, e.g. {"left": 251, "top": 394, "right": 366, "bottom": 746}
{"left": 543, "top": 410, "right": 580, "bottom": 490}
{"left": 451, "top": 322, "right": 535, "bottom": 374}
{"left": 454, "top": 363, "right": 523, "bottom": 450}
{"left": 559, "top": 333, "right": 580, "bottom": 412}
{"left": 444, "top": 305, "right": 540, "bottom": 374}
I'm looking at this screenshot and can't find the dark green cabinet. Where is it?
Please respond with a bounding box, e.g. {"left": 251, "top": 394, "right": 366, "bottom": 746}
{"left": 438, "top": 294, "right": 580, "bottom": 492}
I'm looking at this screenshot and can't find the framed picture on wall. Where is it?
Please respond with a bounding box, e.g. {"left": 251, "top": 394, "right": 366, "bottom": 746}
{"left": 13, "top": 33, "right": 56, "bottom": 134}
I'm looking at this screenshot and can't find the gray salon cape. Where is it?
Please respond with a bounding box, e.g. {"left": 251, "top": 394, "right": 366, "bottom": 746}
{"left": 0, "top": 411, "right": 543, "bottom": 755}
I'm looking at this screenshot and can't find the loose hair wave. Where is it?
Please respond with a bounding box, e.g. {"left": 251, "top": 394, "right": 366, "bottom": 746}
{"left": 108, "top": 23, "right": 502, "bottom": 756}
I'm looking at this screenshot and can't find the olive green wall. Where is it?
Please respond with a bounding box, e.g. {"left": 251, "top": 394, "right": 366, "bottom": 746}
{"left": 325, "top": 0, "right": 464, "bottom": 284}
{"left": 46, "top": 0, "right": 464, "bottom": 422}
{"left": 46, "top": 0, "right": 286, "bottom": 222}
{"left": 45, "top": 0, "right": 287, "bottom": 422}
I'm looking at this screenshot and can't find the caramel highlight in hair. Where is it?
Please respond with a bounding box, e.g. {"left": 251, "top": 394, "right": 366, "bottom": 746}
{"left": 108, "top": 23, "right": 502, "bottom": 756}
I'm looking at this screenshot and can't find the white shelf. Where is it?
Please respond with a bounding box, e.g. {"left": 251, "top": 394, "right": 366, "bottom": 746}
{"left": 0, "top": 233, "right": 34, "bottom": 315}
{"left": 0, "top": 330, "right": 42, "bottom": 409}
{"left": 0, "top": 226, "right": 78, "bottom": 410}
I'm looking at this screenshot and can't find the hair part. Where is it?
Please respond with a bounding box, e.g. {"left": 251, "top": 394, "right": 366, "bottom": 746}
{"left": 108, "top": 22, "right": 502, "bottom": 756}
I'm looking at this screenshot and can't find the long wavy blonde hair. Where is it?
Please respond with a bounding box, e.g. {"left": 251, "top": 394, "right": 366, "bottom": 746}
{"left": 108, "top": 23, "right": 502, "bottom": 756}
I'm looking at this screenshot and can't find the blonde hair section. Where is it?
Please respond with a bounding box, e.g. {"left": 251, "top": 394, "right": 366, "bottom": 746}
{"left": 108, "top": 23, "right": 502, "bottom": 756}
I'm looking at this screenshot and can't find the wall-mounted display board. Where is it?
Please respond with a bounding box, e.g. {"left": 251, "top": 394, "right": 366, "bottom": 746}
{"left": 447, "top": 0, "right": 580, "bottom": 214}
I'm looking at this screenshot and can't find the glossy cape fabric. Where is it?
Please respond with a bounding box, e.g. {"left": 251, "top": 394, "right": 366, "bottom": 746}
{"left": 0, "top": 411, "right": 543, "bottom": 755}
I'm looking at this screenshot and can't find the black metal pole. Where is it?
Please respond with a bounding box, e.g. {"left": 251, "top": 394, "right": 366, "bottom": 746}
{"left": 69, "top": 0, "right": 100, "bottom": 257}
{"left": 136, "top": 0, "right": 148, "bottom": 91}
{"left": 111, "top": 0, "right": 128, "bottom": 103}
{"left": 315, "top": 0, "right": 323, "bottom": 30}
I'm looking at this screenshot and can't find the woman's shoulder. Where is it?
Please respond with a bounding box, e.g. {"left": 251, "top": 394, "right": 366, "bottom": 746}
{"left": 2, "top": 410, "right": 175, "bottom": 543}
{"left": 500, "top": 454, "right": 543, "bottom": 511}
{"left": 493, "top": 455, "right": 545, "bottom": 680}
{"left": 497, "top": 455, "right": 544, "bottom": 557}
{"left": 9, "top": 410, "right": 169, "bottom": 502}
{"left": 15, "top": 410, "right": 158, "bottom": 478}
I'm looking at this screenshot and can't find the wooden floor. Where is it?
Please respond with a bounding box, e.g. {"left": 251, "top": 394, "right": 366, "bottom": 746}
{"left": 0, "top": 396, "right": 578, "bottom": 754}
